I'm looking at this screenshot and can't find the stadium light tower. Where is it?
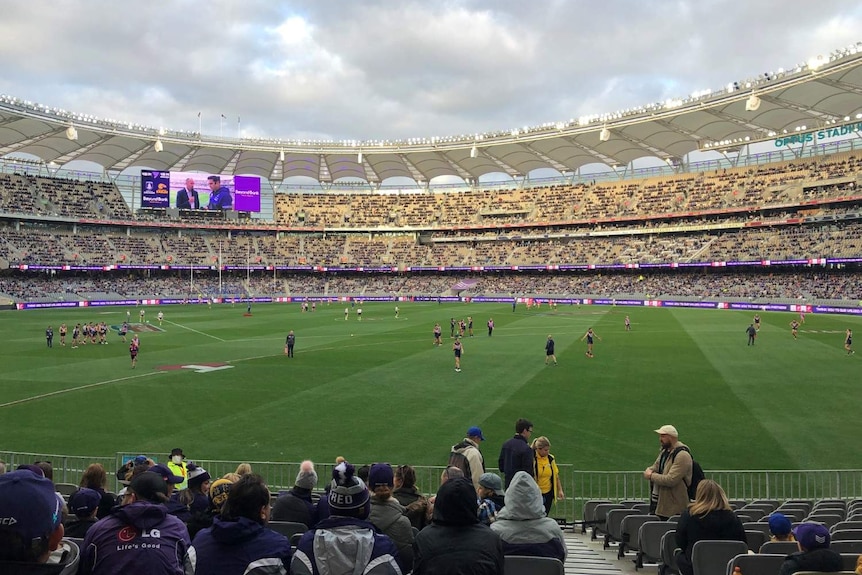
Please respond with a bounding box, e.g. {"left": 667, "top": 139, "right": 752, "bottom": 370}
{"left": 599, "top": 127, "right": 611, "bottom": 142}
{"left": 65, "top": 123, "right": 78, "bottom": 141}
{"left": 154, "top": 139, "right": 164, "bottom": 153}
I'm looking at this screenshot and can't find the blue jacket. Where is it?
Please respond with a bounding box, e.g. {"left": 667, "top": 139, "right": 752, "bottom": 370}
{"left": 291, "top": 516, "right": 401, "bottom": 575}
{"left": 79, "top": 501, "right": 190, "bottom": 575}
{"left": 186, "top": 516, "right": 292, "bottom": 575}
{"left": 208, "top": 186, "right": 233, "bottom": 210}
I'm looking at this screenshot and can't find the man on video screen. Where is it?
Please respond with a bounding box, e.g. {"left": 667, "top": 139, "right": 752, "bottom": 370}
{"left": 176, "top": 178, "right": 200, "bottom": 209}
{"left": 206, "top": 175, "right": 233, "bottom": 210}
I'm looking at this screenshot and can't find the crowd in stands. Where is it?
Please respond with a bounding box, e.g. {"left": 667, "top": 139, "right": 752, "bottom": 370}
{"left": 0, "top": 422, "right": 573, "bottom": 574}
{"left": 2, "top": 269, "right": 861, "bottom": 302}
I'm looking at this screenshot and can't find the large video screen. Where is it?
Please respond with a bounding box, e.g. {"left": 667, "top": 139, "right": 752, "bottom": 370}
{"left": 141, "top": 170, "right": 261, "bottom": 212}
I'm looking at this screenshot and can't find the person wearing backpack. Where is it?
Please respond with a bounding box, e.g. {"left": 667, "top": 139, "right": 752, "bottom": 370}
{"left": 643, "top": 424, "right": 692, "bottom": 520}
{"left": 449, "top": 426, "right": 486, "bottom": 491}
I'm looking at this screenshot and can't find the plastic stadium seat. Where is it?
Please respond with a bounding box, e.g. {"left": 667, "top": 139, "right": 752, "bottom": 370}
{"left": 759, "top": 541, "right": 800, "bottom": 555}
{"left": 690, "top": 540, "right": 749, "bottom": 575}
{"left": 744, "top": 530, "right": 768, "bottom": 552}
{"left": 831, "top": 521, "right": 862, "bottom": 533}
{"left": 742, "top": 521, "right": 771, "bottom": 538}
{"left": 591, "top": 503, "right": 625, "bottom": 540}
{"left": 726, "top": 553, "right": 786, "bottom": 575}
{"left": 580, "top": 499, "right": 612, "bottom": 534}
{"left": 620, "top": 513, "right": 659, "bottom": 558}
{"left": 830, "top": 540, "right": 862, "bottom": 553}
{"left": 636, "top": 520, "right": 676, "bottom": 570}
{"left": 267, "top": 520, "right": 307, "bottom": 540}
{"left": 503, "top": 555, "right": 564, "bottom": 575}
{"left": 605, "top": 509, "right": 641, "bottom": 550}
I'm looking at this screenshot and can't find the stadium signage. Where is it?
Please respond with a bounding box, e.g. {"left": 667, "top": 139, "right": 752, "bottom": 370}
{"left": 773, "top": 121, "right": 862, "bottom": 148}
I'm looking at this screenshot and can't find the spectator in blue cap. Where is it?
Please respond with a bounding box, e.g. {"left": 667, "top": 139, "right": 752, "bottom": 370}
{"left": 0, "top": 469, "right": 74, "bottom": 573}
{"left": 768, "top": 512, "right": 795, "bottom": 542}
{"left": 64, "top": 487, "right": 101, "bottom": 538}
{"left": 451, "top": 426, "right": 486, "bottom": 491}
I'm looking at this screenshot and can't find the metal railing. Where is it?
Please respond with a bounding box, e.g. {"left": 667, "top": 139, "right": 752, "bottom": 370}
{"left": 2, "top": 450, "right": 859, "bottom": 522}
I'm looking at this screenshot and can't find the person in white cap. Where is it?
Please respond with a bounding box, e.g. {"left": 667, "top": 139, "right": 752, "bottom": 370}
{"left": 643, "top": 424, "right": 692, "bottom": 519}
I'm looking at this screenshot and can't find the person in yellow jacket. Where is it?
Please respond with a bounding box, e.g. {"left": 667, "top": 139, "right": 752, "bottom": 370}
{"left": 531, "top": 436, "right": 564, "bottom": 516}
{"left": 167, "top": 447, "right": 189, "bottom": 490}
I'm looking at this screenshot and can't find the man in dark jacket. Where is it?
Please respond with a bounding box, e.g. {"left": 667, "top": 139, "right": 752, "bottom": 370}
{"left": 80, "top": 471, "right": 191, "bottom": 575}
{"left": 185, "top": 473, "right": 291, "bottom": 575}
{"left": 271, "top": 460, "right": 318, "bottom": 527}
{"left": 779, "top": 522, "right": 843, "bottom": 575}
{"left": 413, "top": 477, "right": 504, "bottom": 575}
{"left": 497, "top": 418, "right": 534, "bottom": 488}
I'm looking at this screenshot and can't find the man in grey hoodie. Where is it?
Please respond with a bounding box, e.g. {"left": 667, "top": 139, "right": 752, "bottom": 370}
{"left": 489, "top": 471, "right": 566, "bottom": 561}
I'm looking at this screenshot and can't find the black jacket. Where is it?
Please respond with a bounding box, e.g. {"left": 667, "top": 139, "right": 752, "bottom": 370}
{"left": 675, "top": 509, "right": 746, "bottom": 575}
{"left": 413, "top": 477, "right": 503, "bottom": 575}
{"left": 779, "top": 548, "right": 843, "bottom": 575}
{"left": 498, "top": 434, "right": 533, "bottom": 488}
{"left": 271, "top": 487, "right": 317, "bottom": 527}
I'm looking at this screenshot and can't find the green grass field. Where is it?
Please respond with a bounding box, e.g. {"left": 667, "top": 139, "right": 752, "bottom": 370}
{"left": 1, "top": 302, "right": 859, "bottom": 472}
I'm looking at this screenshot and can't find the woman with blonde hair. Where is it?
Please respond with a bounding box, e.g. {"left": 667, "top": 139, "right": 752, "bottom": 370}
{"left": 531, "top": 436, "right": 564, "bottom": 516}
{"left": 674, "top": 480, "right": 746, "bottom": 575}
{"left": 234, "top": 463, "right": 252, "bottom": 476}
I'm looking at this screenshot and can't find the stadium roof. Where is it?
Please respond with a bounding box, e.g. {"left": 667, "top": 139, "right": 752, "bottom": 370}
{"left": 1, "top": 51, "right": 861, "bottom": 185}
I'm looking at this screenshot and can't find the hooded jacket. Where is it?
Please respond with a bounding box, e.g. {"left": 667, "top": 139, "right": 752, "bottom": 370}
{"left": 413, "top": 477, "right": 504, "bottom": 575}
{"left": 185, "top": 516, "right": 292, "bottom": 575}
{"left": 489, "top": 471, "right": 566, "bottom": 561}
{"left": 79, "top": 500, "right": 190, "bottom": 575}
{"left": 290, "top": 515, "right": 401, "bottom": 575}
{"left": 369, "top": 496, "right": 414, "bottom": 573}
{"left": 271, "top": 487, "right": 317, "bottom": 527}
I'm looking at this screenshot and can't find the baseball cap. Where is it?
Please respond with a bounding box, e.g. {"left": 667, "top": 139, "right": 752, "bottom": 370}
{"left": 793, "top": 522, "right": 830, "bottom": 550}
{"left": 68, "top": 487, "right": 101, "bottom": 518}
{"left": 148, "top": 463, "right": 184, "bottom": 484}
{"left": 130, "top": 471, "right": 169, "bottom": 503}
{"left": 0, "top": 470, "right": 63, "bottom": 543}
{"left": 654, "top": 425, "right": 679, "bottom": 437}
{"left": 368, "top": 463, "right": 394, "bottom": 488}
{"left": 767, "top": 512, "right": 792, "bottom": 537}
{"left": 467, "top": 426, "right": 485, "bottom": 441}
{"left": 478, "top": 472, "right": 504, "bottom": 494}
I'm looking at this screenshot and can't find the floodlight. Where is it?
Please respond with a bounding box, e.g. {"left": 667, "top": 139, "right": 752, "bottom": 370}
{"left": 599, "top": 127, "right": 610, "bottom": 142}
{"left": 470, "top": 145, "right": 478, "bottom": 158}
{"left": 279, "top": 149, "right": 285, "bottom": 162}
{"left": 357, "top": 152, "right": 363, "bottom": 164}
{"left": 65, "top": 124, "right": 78, "bottom": 141}
{"left": 154, "top": 139, "right": 164, "bottom": 152}
{"left": 745, "top": 94, "right": 761, "bottom": 112}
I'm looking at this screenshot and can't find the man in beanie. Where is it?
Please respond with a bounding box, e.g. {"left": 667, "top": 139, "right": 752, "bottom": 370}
{"left": 778, "top": 522, "right": 842, "bottom": 575}
{"left": 413, "top": 476, "right": 504, "bottom": 575}
{"left": 0, "top": 469, "right": 77, "bottom": 574}
{"left": 80, "top": 471, "right": 191, "bottom": 575}
{"left": 64, "top": 487, "right": 101, "bottom": 538}
{"left": 272, "top": 459, "right": 319, "bottom": 527}
{"left": 368, "top": 463, "right": 414, "bottom": 573}
{"left": 291, "top": 461, "right": 401, "bottom": 575}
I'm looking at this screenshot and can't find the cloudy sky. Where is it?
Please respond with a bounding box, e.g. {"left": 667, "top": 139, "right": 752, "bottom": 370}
{"left": 1, "top": 1, "right": 860, "bottom": 144}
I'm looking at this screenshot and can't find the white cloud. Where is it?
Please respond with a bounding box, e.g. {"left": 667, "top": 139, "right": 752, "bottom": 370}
{"left": 0, "top": 1, "right": 859, "bottom": 141}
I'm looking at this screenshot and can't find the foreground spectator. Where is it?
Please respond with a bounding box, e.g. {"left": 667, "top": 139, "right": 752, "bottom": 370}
{"left": 80, "top": 471, "right": 191, "bottom": 575}
{"left": 413, "top": 476, "right": 504, "bottom": 575}
{"left": 0, "top": 469, "right": 75, "bottom": 574}
{"left": 79, "top": 463, "right": 118, "bottom": 519}
{"left": 490, "top": 471, "right": 566, "bottom": 561}
{"left": 674, "top": 480, "right": 745, "bottom": 575}
{"left": 64, "top": 487, "right": 101, "bottom": 538}
{"left": 186, "top": 473, "right": 291, "bottom": 575}
{"left": 271, "top": 459, "right": 318, "bottom": 527}
{"left": 291, "top": 461, "right": 400, "bottom": 575}
{"left": 779, "top": 522, "right": 843, "bottom": 575}
{"left": 392, "top": 464, "right": 428, "bottom": 531}
{"left": 368, "top": 463, "right": 414, "bottom": 572}
{"left": 768, "top": 512, "right": 795, "bottom": 542}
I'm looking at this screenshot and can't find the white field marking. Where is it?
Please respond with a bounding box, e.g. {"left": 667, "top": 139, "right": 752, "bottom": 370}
{"left": 163, "top": 320, "right": 225, "bottom": 342}
{"left": 0, "top": 371, "right": 166, "bottom": 409}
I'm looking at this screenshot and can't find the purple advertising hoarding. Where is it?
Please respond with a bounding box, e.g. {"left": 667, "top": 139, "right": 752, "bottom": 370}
{"left": 140, "top": 170, "right": 171, "bottom": 208}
